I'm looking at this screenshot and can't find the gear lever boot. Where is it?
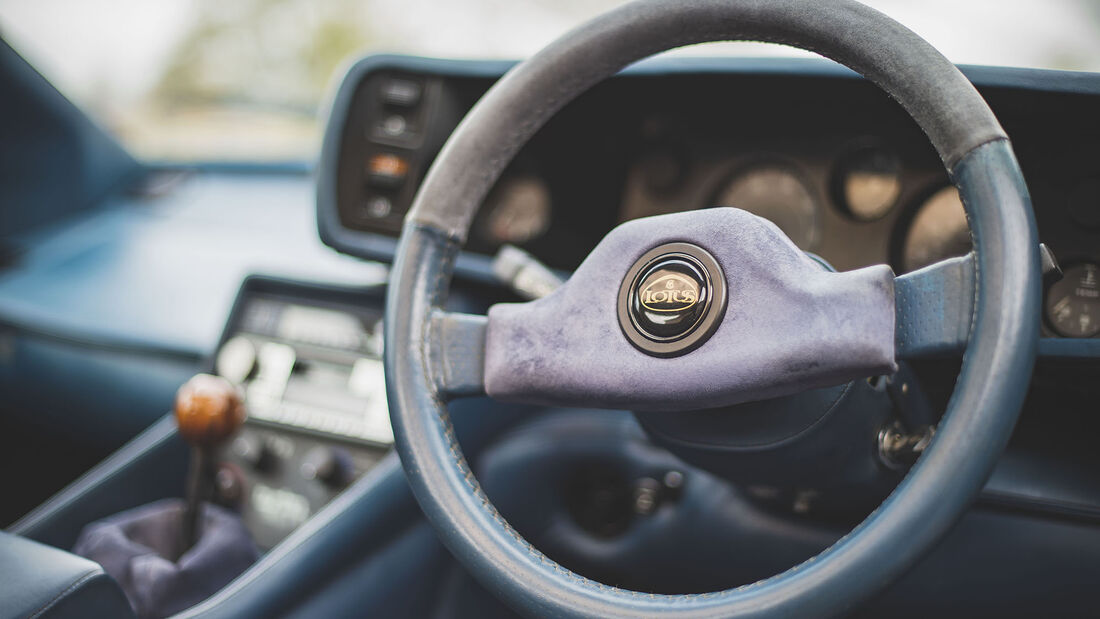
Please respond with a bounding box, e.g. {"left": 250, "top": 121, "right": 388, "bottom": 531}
{"left": 73, "top": 374, "right": 257, "bottom": 617}
{"left": 73, "top": 499, "right": 258, "bottom": 618}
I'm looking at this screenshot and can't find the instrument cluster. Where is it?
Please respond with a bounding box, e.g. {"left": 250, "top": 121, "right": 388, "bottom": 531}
{"left": 615, "top": 133, "right": 968, "bottom": 275}
{"left": 321, "top": 56, "right": 1100, "bottom": 340}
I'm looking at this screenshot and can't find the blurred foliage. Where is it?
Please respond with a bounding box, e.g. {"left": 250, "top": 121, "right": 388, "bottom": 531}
{"left": 6, "top": 0, "right": 1095, "bottom": 161}
{"left": 152, "top": 0, "right": 373, "bottom": 113}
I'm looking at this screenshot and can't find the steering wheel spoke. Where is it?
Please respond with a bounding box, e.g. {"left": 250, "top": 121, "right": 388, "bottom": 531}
{"left": 895, "top": 253, "right": 976, "bottom": 359}
{"left": 429, "top": 310, "right": 488, "bottom": 399}
{"left": 435, "top": 251, "right": 990, "bottom": 400}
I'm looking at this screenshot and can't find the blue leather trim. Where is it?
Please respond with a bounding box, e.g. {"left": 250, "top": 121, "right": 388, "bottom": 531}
{"left": 0, "top": 531, "right": 133, "bottom": 619}
{"left": 894, "top": 254, "right": 975, "bottom": 358}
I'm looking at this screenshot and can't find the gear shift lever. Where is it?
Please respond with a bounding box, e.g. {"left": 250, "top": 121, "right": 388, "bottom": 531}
{"left": 72, "top": 374, "right": 256, "bottom": 617}
{"left": 174, "top": 374, "right": 245, "bottom": 557}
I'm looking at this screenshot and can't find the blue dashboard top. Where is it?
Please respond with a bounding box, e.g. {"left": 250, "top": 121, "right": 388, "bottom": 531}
{"left": 0, "top": 170, "right": 385, "bottom": 361}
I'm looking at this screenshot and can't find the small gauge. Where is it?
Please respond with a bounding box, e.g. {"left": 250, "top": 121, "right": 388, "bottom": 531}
{"left": 833, "top": 145, "right": 902, "bottom": 221}
{"left": 483, "top": 176, "right": 552, "bottom": 245}
{"left": 1045, "top": 263, "right": 1100, "bottom": 338}
{"left": 713, "top": 164, "right": 819, "bottom": 249}
{"left": 901, "top": 186, "right": 971, "bottom": 273}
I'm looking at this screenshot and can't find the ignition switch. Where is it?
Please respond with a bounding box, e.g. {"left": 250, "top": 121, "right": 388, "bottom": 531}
{"left": 632, "top": 470, "right": 685, "bottom": 516}
{"left": 877, "top": 421, "right": 935, "bottom": 470}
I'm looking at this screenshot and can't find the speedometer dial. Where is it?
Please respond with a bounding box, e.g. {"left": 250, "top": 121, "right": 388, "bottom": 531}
{"left": 482, "top": 176, "right": 552, "bottom": 245}
{"left": 713, "top": 165, "right": 819, "bottom": 249}
{"left": 833, "top": 145, "right": 901, "bottom": 221}
{"left": 902, "top": 186, "right": 971, "bottom": 273}
{"left": 1046, "top": 263, "right": 1100, "bottom": 338}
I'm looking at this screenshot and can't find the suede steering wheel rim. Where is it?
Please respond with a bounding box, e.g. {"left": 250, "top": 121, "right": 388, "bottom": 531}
{"left": 384, "top": 0, "right": 1040, "bottom": 616}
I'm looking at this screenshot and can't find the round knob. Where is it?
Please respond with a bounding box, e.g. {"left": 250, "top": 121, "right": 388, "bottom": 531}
{"left": 300, "top": 446, "right": 351, "bottom": 488}
{"left": 175, "top": 374, "right": 246, "bottom": 446}
{"left": 213, "top": 463, "right": 245, "bottom": 506}
{"left": 231, "top": 432, "right": 275, "bottom": 472}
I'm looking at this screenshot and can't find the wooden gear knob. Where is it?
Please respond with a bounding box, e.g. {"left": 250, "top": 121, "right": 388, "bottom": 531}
{"left": 174, "top": 374, "right": 246, "bottom": 446}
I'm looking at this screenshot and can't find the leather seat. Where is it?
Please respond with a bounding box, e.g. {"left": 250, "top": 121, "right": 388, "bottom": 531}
{"left": 0, "top": 531, "right": 132, "bottom": 619}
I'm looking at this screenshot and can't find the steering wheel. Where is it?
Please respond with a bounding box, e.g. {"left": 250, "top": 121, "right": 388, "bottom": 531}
{"left": 384, "top": 0, "right": 1040, "bottom": 616}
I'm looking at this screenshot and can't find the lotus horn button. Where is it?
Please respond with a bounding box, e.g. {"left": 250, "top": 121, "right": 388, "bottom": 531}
{"left": 617, "top": 242, "right": 727, "bottom": 357}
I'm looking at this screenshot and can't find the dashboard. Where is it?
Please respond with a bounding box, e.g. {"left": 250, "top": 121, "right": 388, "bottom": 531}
{"left": 318, "top": 55, "right": 1100, "bottom": 342}
{"left": 133, "top": 54, "right": 1100, "bottom": 556}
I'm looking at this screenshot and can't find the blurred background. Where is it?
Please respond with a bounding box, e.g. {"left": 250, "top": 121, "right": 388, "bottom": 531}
{"left": 1, "top": 0, "right": 1099, "bottom": 163}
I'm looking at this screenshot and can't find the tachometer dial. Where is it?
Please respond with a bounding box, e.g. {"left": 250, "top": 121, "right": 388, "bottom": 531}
{"left": 1045, "top": 263, "right": 1100, "bottom": 338}
{"left": 483, "top": 176, "right": 552, "bottom": 245}
{"left": 713, "top": 164, "right": 819, "bottom": 249}
{"left": 901, "top": 186, "right": 971, "bottom": 273}
{"left": 833, "top": 145, "right": 901, "bottom": 221}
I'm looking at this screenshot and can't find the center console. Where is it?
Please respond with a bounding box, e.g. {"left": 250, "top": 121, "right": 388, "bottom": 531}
{"left": 6, "top": 275, "right": 439, "bottom": 618}
{"left": 210, "top": 276, "right": 392, "bottom": 549}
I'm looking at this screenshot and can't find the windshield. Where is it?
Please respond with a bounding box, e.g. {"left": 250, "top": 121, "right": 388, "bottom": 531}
{"left": 2, "top": 0, "right": 1098, "bottom": 163}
